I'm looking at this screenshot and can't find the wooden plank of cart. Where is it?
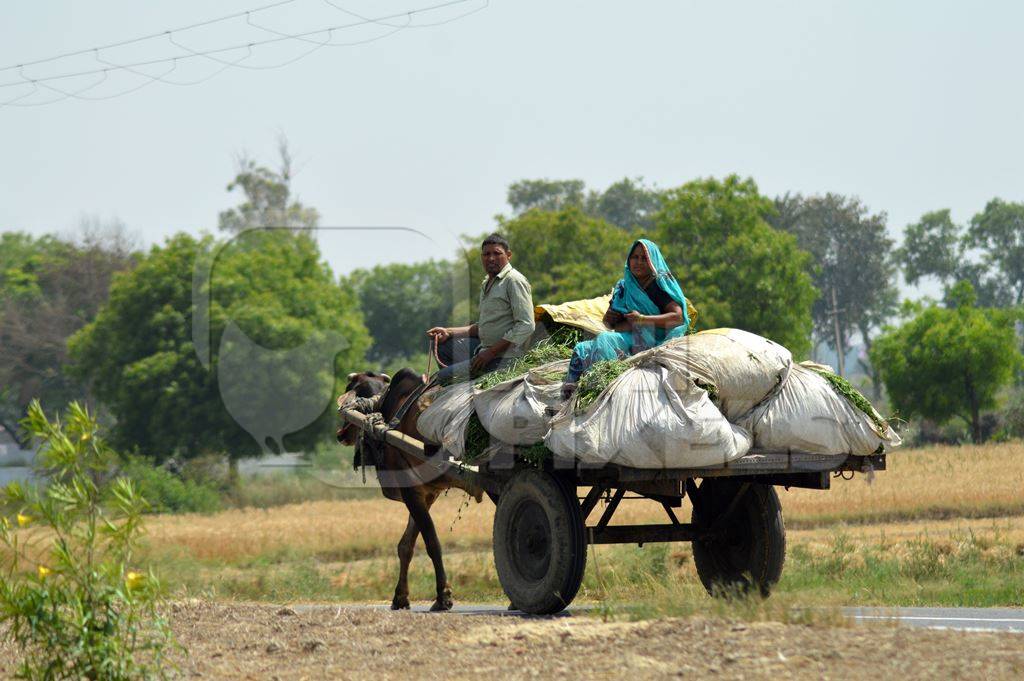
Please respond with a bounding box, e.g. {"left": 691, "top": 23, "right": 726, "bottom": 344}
{"left": 339, "top": 408, "right": 884, "bottom": 615}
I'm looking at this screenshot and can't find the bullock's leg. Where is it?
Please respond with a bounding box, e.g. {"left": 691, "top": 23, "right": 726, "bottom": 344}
{"left": 391, "top": 514, "right": 419, "bottom": 610}
{"left": 401, "top": 487, "right": 451, "bottom": 612}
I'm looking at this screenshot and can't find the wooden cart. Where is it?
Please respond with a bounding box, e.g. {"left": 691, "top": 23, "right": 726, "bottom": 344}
{"left": 339, "top": 409, "right": 884, "bottom": 615}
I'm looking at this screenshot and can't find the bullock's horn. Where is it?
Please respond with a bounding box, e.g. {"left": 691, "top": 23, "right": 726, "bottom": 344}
{"left": 381, "top": 373, "right": 391, "bottom": 383}
{"left": 347, "top": 372, "right": 358, "bottom": 381}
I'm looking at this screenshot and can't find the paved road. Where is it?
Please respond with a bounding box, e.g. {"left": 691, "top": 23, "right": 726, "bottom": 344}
{"left": 845, "top": 607, "right": 1024, "bottom": 633}
{"left": 293, "top": 604, "right": 1024, "bottom": 632}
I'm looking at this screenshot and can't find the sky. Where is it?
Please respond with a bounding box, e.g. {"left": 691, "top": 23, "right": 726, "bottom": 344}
{"left": 2, "top": 0, "right": 1022, "bottom": 281}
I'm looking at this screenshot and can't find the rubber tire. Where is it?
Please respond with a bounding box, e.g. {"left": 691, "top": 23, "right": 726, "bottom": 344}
{"left": 493, "top": 469, "right": 586, "bottom": 615}
{"left": 691, "top": 479, "right": 785, "bottom": 598}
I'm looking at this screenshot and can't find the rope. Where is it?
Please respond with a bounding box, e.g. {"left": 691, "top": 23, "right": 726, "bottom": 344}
{"left": 432, "top": 333, "right": 448, "bottom": 368}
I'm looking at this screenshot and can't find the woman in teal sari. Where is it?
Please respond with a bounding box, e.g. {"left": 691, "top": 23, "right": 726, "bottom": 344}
{"left": 562, "top": 239, "right": 690, "bottom": 398}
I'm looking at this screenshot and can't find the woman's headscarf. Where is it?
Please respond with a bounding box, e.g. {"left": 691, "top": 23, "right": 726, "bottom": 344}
{"left": 609, "top": 238, "right": 689, "bottom": 344}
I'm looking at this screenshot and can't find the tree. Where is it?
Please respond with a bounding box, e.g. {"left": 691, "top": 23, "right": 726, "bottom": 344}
{"left": 0, "top": 222, "right": 137, "bottom": 443}
{"left": 585, "top": 177, "right": 662, "bottom": 231}
{"left": 654, "top": 175, "right": 817, "bottom": 356}
{"left": 899, "top": 209, "right": 961, "bottom": 286}
{"left": 770, "top": 193, "right": 899, "bottom": 393}
{"left": 68, "top": 231, "right": 370, "bottom": 463}
{"left": 871, "top": 282, "right": 1022, "bottom": 443}
{"left": 457, "top": 207, "right": 628, "bottom": 324}
{"left": 505, "top": 176, "right": 661, "bottom": 231}
{"left": 506, "top": 179, "right": 585, "bottom": 215}
{"left": 350, "top": 260, "right": 457, "bottom": 363}
{"left": 968, "top": 198, "right": 1024, "bottom": 306}
{"left": 217, "top": 138, "right": 320, "bottom": 233}
{"left": 899, "top": 204, "right": 1018, "bottom": 308}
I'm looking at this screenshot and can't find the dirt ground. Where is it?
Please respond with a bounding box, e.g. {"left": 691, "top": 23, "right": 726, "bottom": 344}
{"left": 5, "top": 601, "right": 1017, "bottom": 680}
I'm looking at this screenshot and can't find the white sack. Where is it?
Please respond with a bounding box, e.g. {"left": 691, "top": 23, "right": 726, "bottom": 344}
{"left": 473, "top": 360, "right": 569, "bottom": 446}
{"left": 740, "top": 363, "right": 901, "bottom": 456}
{"left": 415, "top": 381, "right": 475, "bottom": 459}
{"left": 544, "top": 364, "right": 753, "bottom": 468}
{"left": 638, "top": 328, "right": 792, "bottom": 421}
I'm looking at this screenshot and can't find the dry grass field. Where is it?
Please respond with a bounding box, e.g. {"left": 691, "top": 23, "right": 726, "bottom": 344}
{"left": 144, "top": 441, "right": 1024, "bottom": 563}
{"left": 135, "top": 442, "right": 1024, "bottom": 609}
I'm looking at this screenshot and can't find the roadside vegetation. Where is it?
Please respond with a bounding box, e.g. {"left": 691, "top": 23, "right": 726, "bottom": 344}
{"left": 121, "top": 442, "right": 1024, "bottom": 611}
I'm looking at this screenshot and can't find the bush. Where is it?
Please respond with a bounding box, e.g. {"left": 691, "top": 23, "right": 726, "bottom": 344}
{"left": 119, "top": 457, "right": 222, "bottom": 515}
{"left": 0, "top": 401, "right": 176, "bottom": 680}
{"left": 1003, "top": 387, "right": 1024, "bottom": 438}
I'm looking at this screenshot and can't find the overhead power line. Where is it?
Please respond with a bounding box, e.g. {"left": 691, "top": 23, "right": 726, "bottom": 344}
{"left": 0, "top": 0, "right": 487, "bottom": 106}
{"left": 0, "top": 0, "right": 300, "bottom": 73}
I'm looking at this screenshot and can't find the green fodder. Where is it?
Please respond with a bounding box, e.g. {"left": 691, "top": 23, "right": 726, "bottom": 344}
{"left": 810, "top": 368, "right": 888, "bottom": 432}
{"left": 475, "top": 343, "right": 573, "bottom": 390}
{"left": 575, "top": 359, "right": 631, "bottom": 412}
{"left": 463, "top": 413, "right": 491, "bottom": 462}
{"left": 517, "top": 442, "right": 552, "bottom": 467}
{"left": 694, "top": 378, "right": 718, "bottom": 403}
{"left": 463, "top": 413, "right": 552, "bottom": 467}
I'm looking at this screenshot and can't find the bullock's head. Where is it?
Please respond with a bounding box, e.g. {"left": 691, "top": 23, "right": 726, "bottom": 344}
{"left": 335, "top": 371, "right": 391, "bottom": 446}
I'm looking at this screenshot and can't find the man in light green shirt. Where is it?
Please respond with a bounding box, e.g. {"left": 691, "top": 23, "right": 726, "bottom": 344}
{"left": 427, "top": 233, "right": 535, "bottom": 382}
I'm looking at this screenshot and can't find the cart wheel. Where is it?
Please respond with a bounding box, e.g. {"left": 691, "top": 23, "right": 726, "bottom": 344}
{"left": 691, "top": 479, "right": 785, "bottom": 598}
{"left": 493, "top": 469, "right": 586, "bottom": 615}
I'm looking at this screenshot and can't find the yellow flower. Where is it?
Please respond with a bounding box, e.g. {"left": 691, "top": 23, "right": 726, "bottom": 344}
{"left": 37, "top": 565, "right": 51, "bottom": 580}
{"left": 80, "top": 432, "right": 91, "bottom": 442}
{"left": 125, "top": 571, "right": 145, "bottom": 590}
{"left": 16, "top": 513, "right": 32, "bottom": 528}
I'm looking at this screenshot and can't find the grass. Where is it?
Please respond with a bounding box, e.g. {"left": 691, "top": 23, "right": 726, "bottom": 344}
{"left": 104, "top": 441, "right": 1024, "bottom": 610}
{"left": 811, "top": 367, "right": 889, "bottom": 432}
{"left": 474, "top": 343, "right": 572, "bottom": 390}
{"left": 140, "top": 517, "right": 1024, "bottom": 611}
{"left": 463, "top": 413, "right": 491, "bottom": 463}
{"left": 574, "top": 359, "right": 631, "bottom": 412}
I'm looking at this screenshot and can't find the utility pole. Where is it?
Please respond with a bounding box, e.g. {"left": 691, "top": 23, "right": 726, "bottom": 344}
{"left": 829, "top": 284, "right": 845, "bottom": 377}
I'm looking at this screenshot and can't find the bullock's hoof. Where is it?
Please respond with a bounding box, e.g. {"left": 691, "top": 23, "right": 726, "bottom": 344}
{"left": 391, "top": 594, "right": 410, "bottom": 610}
{"left": 430, "top": 591, "right": 453, "bottom": 612}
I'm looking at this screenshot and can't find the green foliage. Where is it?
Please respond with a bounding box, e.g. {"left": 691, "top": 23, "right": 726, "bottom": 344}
{"left": 871, "top": 286, "right": 1022, "bottom": 442}
{"left": 506, "top": 177, "right": 662, "bottom": 231}
{"left": 998, "top": 387, "right": 1024, "bottom": 440}
{"left": 655, "top": 176, "right": 817, "bottom": 356}
{"left": 809, "top": 368, "right": 888, "bottom": 432}
{"left": 463, "top": 413, "right": 490, "bottom": 463}
{"left": 899, "top": 209, "right": 961, "bottom": 286}
{"left": 0, "top": 232, "right": 65, "bottom": 300}
{"left": 900, "top": 200, "right": 1024, "bottom": 308}
{"left": 0, "top": 401, "right": 175, "bottom": 680}
{"left": 474, "top": 341, "right": 574, "bottom": 391}
{"left": 771, "top": 192, "right": 898, "bottom": 391}
{"left": 967, "top": 198, "right": 1024, "bottom": 306}
{"left": 459, "top": 208, "right": 628, "bottom": 318}
{"left": 575, "top": 359, "right": 631, "bottom": 412}
{"left": 0, "top": 225, "right": 137, "bottom": 442}
{"left": 587, "top": 177, "right": 662, "bottom": 232}
{"left": 379, "top": 352, "right": 430, "bottom": 379}
{"left": 118, "top": 457, "right": 222, "bottom": 514}
{"left": 349, "top": 260, "right": 457, "bottom": 363}
{"left": 69, "top": 230, "right": 370, "bottom": 462}
{"left": 217, "top": 141, "right": 319, "bottom": 234}
{"left": 506, "top": 179, "right": 586, "bottom": 215}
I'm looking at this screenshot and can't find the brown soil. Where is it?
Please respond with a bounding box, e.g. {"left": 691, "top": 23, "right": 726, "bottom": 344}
{"left": 5, "top": 602, "right": 1017, "bottom": 680}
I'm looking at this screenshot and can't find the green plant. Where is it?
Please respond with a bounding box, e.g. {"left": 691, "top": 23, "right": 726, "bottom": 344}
{"left": 810, "top": 368, "right": 888, "bottom": 432}
{"left": 574, "top": 359, "right": 631, "bottom": 412}
{"left": 0, "top": 401, "right": 176, "bottom": 680}
{"left": 474, "top": 338, "right": 575, "bottom": 391}
{"left": 463, "top": 413, "right": 491, "bottom": 463}
{"left": 119, "top": 457, "right": 221, "bottom": 515}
